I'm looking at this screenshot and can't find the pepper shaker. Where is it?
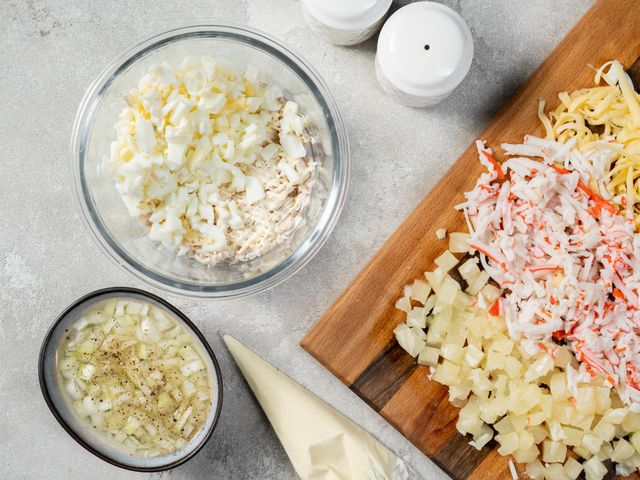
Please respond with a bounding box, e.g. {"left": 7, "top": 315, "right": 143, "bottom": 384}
{"left": 375, "top": 1, "right": 474, "bottom": 107}
{"left": 301, "top": 0, "right": 393, "bottom": 46}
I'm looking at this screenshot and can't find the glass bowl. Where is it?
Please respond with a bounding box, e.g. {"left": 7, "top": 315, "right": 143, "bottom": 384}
{"left": 71, "top": 25, "right": 349, "bottom": 298}
{"left": 38, "top": 287, "right": 224, "bottom": 471}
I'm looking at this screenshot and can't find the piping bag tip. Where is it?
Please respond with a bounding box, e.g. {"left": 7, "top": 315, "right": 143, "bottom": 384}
{"left": 223, "top": 334, "right": 416, "bottom": 480}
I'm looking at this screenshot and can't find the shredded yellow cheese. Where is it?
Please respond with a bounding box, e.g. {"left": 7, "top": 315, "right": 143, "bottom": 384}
{"left": 540, "top": 60, "right": 640, "bottom": 227}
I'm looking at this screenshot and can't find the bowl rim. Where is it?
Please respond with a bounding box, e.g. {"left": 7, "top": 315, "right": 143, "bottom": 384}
{"left": 71, "top": 23, "right": 350, "bottom": 299}
{"left": 37, "top": 286, "right": 224, "bottom": 472}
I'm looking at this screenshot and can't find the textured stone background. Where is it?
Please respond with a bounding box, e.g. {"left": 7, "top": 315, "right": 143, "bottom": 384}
{"left": 1, "top": 1, "right": 593, "bottom": 478}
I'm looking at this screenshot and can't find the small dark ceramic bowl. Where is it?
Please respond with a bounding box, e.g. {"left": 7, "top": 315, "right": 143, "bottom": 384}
{"left": 38, "top": 287, "right": 223, "bottom": 472}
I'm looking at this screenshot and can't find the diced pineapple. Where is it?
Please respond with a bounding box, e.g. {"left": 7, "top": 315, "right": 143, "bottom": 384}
{"left": 544, "top": 463, "right": 570, "bottom": 480}
{"left": 444, "top": 320, "right": 467, "bottom": 348}
{"left": 582, "top": 433, "right": 604, "bottom": 454}
{"left": 466, "top": 271, "right": 490, "bottom": 295}
{"left": 611, "top": 438, "right": 635, "bottom": 462}
{"left": 479, "top": 399, "right": 502, "bottom": 424}
{"left": 406, "top": 307, "right": 426, "bottom": 328}
{"left": 630, "top": 431, "right": 640, "bottom": 452}
{"left": 602, "top": 407, "right": 627, "bottom": 425}
{"left": 518, "top": 429, "right": 535, "bottom": 450}
{"left": 394, "top": 323, "right": 425, "bottom": 357}
{"left": 563, "top": 457, "right": 583, "bottom": 480}
{"left": 538, "top": 394, "right": 552, "bottom": 418}
{"left": 552, "top": 346, "right": 573, "bottom": 369}
{"left": 410, "top": 326, "right": 427, "bottom": 341}
{"left": 489, "top": 335, "right": 513, "bottom": 354}
{"left": 562, "top": 426, "right": 583, "bottom": 447}
{"left": 572, "top": 414, "right": 594, "bottom": 431}
{"left": 432, "top": 360, "right": 460, "bottom": 386}
{"left": 524, "top": 355, "right": 554, "bottom": 383}
{"left": 528, "top": 424, "right": 548, "bottom": 444}
{"left": 551, "top": 401, "right": 574, "bottom": 425}
{"left": 504, "top": 356, "right": 522, "bottom": 378}
{"left": 438, "top": 276, "right": 460, "bottom": 304}
{"left": 593, "top": 419, "right": 616, "bottom": 442}
{"left": 453, "top": 290, "right": 472, "bottom": 309}
{"left": 435, "top": 251, "right": 459, "bottom": 272}
{"left": 423, "top": 294, "right": 437, "bottom": 314}
{"left": 513, "top": 443, "right": 539, "bottom": 463}
{"left": 440, "top": 344, "right": 464, "bottom": 364}
{"left": 582, "top": 456, "right": 607, "bottom": 480}
{"left": 549, "top": 372, "right": 569, "bottom": 399}
{"left": 597, "top": 441, "right": 613, "bottom": 461}
{"left": 449, "top": 232, "right": 470, "bottom": 253}
{"left": 424, "top": 268, "right": 445, "bottom": 292}
{"left": 485, "top": 350, "right": 506, "bottom": 372}
{"left": 410, "top": 279, "right": 431, "bottom": 304}
{"left": 123, "top": 416, "right": 142, "bottom": 434}
{"left": 493, "top": 415, "right": 514, "bottom": 435}
{"left": 480, "top": 284, "right": 501, "bottom": 303}
{"left": 622, "top": 412, "right": 640, "bottom": 432}
{"left": 594, "top": 386, "right": 611, "bottom": 414}
{"left": 575, "top": 386, "right": 597, "bottom": 415}
{"left": 464, "top": 344, "right": 484, "bottom": 368}
{"left": 449, "top": 384, "right": 471, "bottom": 405}
{"left": 469, "top": 423, "right": 493, "bottom": 450}
{"left": 542, "top": 439, "right": 567, "bottom": 463}
{"left": 426, "top": 324, "right": 446, "bottom": 348}
{"left": 417, "top": 346, "right": 439, "bottom": 367}
{"left": 524, "top": 411, "right": 546, "bottom": 427}
{"left": 496, "top": 431, "right": 519, "bottom": 455}
{"left": 458, "top": 257, "right": 480, "bottom": 281}
{"left": 572, "top": 445, "right": 592, "bottom": 460}
{"left": 395, "top": 296, "right": 411, "bottom": 313}
{"left": 525, "top": 460, "right": 545, "bottom": 480}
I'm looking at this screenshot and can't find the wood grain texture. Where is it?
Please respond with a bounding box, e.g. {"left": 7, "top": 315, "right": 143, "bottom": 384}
{"left": 301, "top": 1, "right": 640, "bottom": 478}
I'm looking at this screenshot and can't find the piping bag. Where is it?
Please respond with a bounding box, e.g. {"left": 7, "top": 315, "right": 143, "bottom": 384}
{"left": 223, "top": 334, "right": 414, "bottom": 480}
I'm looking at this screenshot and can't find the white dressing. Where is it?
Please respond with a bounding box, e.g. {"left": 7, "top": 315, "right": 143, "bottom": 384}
{"left": 223, "top": 335, "right": 410, "bottom": 480}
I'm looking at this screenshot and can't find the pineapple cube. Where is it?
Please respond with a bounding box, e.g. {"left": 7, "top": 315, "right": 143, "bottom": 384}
{"left": 542, "top": 439, "right": 567, "bottom": 463}
{"left": 464, "top": 344, "right": 484, "bottom": 368}
{"left": 449, "top": 232, "right": 470, "bottom": 253}
{"left": 432, "top": 360, "right": 460, "bottom": 386}
{"left": 582, "top": 433, "right": 604, "bottom": 454}
{"left": 583, "top": 456, "right": 607, "bottom": 480}
{"left": 563, "top": 457, "right": 583, "bottom": 480}
{"left": 544, "top": 463, "right": 570, "bottom": 480}
{"left": 549, "top": 372, "right": 569, "bottom": 399}
{"left": 611, "top": 438, "right": 635, "bottom": 462}
{"left": 496, "top": 431, "right": 519, "bottom": 455}
{"left": 406, "top": 307, "right": 426, "bottom": 328}
{"left": 623, "top": 412, "right": 640, "bottom": 432}
{"left": 417, "top": 346, "right": 439, "bottom": 367}
{"left": 593, "top": 419, "right": 616, "bottom": 442}
{"left": 435, "top": 251, "right": 459, "bottom": 272}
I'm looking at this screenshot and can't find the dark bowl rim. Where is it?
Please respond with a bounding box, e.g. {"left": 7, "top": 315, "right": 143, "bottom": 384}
{"left": 37, "top": 286, "right": 224, "bottom": 472}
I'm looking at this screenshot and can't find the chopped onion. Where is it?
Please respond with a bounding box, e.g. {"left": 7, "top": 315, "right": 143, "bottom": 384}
{"left": 58, "top": 299, "right": 213, "bottom": 456}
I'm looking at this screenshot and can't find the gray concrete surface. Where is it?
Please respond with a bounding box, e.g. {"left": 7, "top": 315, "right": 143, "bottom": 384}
{"left": 1, "top": 0, "right": 593, "bottom": 478}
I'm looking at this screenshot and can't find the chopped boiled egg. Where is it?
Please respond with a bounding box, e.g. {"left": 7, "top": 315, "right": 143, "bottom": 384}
{"left": 103, "top": 57, "right": 317, "bottom": 265}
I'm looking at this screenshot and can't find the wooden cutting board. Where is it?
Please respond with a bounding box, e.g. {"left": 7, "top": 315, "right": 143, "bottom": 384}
{"left": 301, "top": 1, "right": 640, "bottom": 478}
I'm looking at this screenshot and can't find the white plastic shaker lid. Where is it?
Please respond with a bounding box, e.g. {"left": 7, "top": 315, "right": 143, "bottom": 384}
{"left": 301, "top": 0, "right": 393, "bottom": 31}
{"left": 376, "top": 1, "right": 474, "bottom": 98}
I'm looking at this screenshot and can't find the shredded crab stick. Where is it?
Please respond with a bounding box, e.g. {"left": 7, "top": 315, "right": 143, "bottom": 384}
{"left": 458, "top": 138, "right": 640, "bottom": 407}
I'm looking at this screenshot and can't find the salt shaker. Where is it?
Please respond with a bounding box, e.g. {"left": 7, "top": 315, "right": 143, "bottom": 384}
{"left": 375, "top": 1, "right": 474, "bottom": 107}
{"left": 301, "top": 0, "right": 393, "bottom": 46}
